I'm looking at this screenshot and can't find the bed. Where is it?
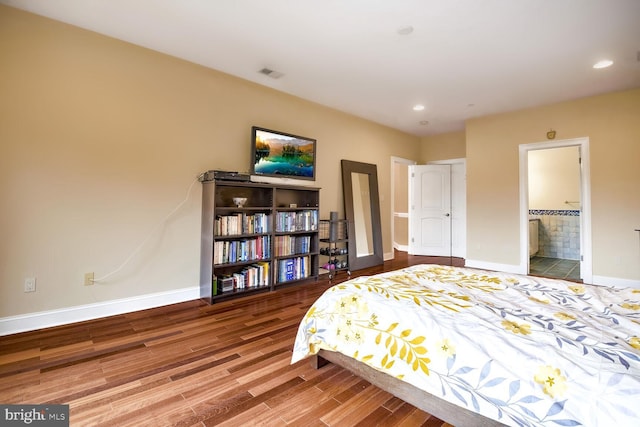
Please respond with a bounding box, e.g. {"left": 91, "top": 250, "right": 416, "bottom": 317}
{"left": 291, "top": 264, "right": 640, "bottom": 427}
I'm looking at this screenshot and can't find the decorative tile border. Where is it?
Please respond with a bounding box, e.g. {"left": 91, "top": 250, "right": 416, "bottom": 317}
{"left": 529, "top": 209, "right": 580, "bottom": 216}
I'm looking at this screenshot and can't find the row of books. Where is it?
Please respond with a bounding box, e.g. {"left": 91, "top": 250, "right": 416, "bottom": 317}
{"left": 277, "top": 256, "right": 311, "bottom": 283}
{"left": 215, "top": 213, "right": 271, "bottom": 236}
{"left": 275, "top": 210, "right": 318, "bottom": 233}
{"left": 213, "top": 236, "right": 271, "bottom": 265}
{"left": 274, "top": 235, "right": 312, "bottom": 257}
{"left": 214, "top": 262, "right": 270, "bottom": 294}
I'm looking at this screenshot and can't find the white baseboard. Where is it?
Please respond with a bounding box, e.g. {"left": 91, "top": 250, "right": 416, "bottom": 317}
{"left": 392, "top": 243, "right": 409, "bottom": 253}
{"left": 0, "top": 286, "right": 200, "bottom": 336}
{"left": 384, "top": 251, "right": 395, "bottom": 261}
{"left": 465, "top": 261, "right": 640, "bottom": 289}
{"left": 592, "top": 275, "right": 640, "bottom": 289}
{"left": 6, "top": 273, "right": 635, "bottom": 337}
{"left": 464, "top": 259, "right": 525, "bottom": 275}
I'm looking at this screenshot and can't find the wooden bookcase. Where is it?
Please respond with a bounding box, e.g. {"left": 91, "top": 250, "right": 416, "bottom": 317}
{"left": 199, "top": 177, "right": 319, "bottom": 303}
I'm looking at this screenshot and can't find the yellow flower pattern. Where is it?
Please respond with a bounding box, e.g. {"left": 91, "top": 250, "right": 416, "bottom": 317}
{"left": 291, "top": 264, "right": 640, "bottom": 426}
{"left": 529, "top": 296, "right": 550, "bottom": 304}
{"left": 333, "top": 295, "right": 369, "bottom": 344}
{"left": 501, "top": 319, "right": 532, "bottom": 335}
{"left": 554, "top": 312, "right": 576, "bottom": 321}
{"left": 568, "top": 284, "right": 585, "bottom": 294}
{"left": 534, "top": 365, "right": 568, "bottom": 398}
{"left": 436, "top": 338, "right": 456, "bottom": 357}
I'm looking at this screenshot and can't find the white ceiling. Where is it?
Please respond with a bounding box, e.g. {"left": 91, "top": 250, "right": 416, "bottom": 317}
{"left": 3, "top": 0, "right": 639, "bottom": 136}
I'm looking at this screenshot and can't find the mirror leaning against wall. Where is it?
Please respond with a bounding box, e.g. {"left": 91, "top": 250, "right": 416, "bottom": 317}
{"left": 341, "top": 159, "right": 384, "bottom": 270}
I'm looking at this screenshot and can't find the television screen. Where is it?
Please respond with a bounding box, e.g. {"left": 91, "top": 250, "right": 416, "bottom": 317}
{"left": 250, "top": 126, "right": 316, "bottom": 181}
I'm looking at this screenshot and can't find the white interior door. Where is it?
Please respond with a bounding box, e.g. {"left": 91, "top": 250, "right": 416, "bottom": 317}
{"left": 450, "top": 162, "right": 466, "bottom": 258}
{"left": 409, "top": 165, "right": 451, "bottom": 256}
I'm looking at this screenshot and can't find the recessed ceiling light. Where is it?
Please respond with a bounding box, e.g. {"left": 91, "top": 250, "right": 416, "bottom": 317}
{"left": 413, "top": 104, "right": 425, "bottom": 111}
{"left": 397, "top": 25, "right": 414, "bottom": 35}
{"left": 593, "top": 59, "right": 613, "bottom": 69}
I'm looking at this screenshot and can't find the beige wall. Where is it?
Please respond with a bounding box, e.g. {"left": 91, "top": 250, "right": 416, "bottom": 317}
{"left": 0, "top": 6, "right": 420, "bottom": 318}
{"left": 466, "top": 89, "right": 640, "bottom": 281}
{"left": 528, "top": 146, "right": 581, "bottom": 211}
{"left": 420, "top": 131, "right": 466, "bottom": 163}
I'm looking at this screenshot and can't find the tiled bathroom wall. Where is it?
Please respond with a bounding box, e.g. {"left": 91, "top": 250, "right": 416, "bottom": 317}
{"left": 529, "top": 210, "right": 580, "bottom": 260}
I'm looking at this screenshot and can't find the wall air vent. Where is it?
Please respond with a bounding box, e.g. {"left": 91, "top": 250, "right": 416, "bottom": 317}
{"left": 258, "top": 68, "right": 284, "bottom": 79}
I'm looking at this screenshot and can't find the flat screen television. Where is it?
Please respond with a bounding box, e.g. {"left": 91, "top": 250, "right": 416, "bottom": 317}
{"left": 250, "top": 126, "right": 316, "bottom": 181}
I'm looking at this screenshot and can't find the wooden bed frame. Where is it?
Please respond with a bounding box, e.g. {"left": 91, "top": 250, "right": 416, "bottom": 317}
{"left": 312, "top": 349, "right": 507, "bottom": 427}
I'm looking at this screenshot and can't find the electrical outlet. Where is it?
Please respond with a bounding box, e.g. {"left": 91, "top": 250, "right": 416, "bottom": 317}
{"left": 84, "top": 272, "right": 94, "bottom": 286}
{"left": 24, "top": 277, "right": 36, "bottom": 292}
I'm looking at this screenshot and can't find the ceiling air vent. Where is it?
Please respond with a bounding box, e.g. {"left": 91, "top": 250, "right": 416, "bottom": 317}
{"left": 258, "top": 67, "right": 284, "bottom": 79}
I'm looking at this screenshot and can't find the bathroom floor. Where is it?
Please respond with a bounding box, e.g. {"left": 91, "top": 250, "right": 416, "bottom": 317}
{"left": 530, "top": 256, "right": 581, "bottom": 282}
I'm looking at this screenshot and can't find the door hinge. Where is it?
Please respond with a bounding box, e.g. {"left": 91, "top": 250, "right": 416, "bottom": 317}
{"left": 411, "top": 173, "right": 415, "bottom": 178}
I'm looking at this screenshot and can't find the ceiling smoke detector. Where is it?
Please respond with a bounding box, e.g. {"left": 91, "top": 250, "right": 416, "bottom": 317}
{"left": 397, "top": 25, "right": 414, "bottom": 35}
{"left": 258, "top": 67, "right": 284, "bottom": 79}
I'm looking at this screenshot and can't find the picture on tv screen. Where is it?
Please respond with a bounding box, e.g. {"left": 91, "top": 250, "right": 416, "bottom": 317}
{"left": 251, "top": 127, "right": 316, "bottom": 180}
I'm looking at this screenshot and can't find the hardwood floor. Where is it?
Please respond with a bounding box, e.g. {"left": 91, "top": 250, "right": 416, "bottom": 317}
{"left": 0, "top": 252, "right": 461, "bottom": 426}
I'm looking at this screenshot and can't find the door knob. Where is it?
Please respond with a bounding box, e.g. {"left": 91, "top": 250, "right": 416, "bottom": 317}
{"left": 444, "top": 213, "right": 450, "bottom": 217}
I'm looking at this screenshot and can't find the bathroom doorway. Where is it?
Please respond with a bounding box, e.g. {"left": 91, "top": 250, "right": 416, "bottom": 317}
{"left": 519, "top": 138, "right": 592, "bottom": 283}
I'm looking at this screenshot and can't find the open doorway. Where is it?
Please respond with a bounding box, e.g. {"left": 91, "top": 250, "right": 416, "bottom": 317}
{"left": 391, "top": 157, "right": 416, "bottom": 255}
{"left": 528, "top": 146, "right": 581, "bottom": 280}
{"left": 519, "top": 138, "right": 592, "bottom": 283}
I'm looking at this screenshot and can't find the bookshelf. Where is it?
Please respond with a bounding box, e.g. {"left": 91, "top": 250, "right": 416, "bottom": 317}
{"left": 199, "top": 176, "right": 319, "bottom": 303}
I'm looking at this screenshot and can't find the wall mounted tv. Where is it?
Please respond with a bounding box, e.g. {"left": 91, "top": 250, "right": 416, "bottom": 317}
{"left": 250, "top": 126, "right": 316, "bottom": 181}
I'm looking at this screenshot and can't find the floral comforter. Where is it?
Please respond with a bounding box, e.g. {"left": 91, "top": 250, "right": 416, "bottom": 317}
{"left": 291, "top": 265, "right": 640, "bottom": 426}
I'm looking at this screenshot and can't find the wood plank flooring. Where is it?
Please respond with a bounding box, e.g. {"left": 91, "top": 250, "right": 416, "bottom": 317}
{"left": 0, "top": 252, "right": 462, "bottom": 426}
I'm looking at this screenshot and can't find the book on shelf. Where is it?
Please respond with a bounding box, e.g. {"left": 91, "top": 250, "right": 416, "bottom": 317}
{"left": 274, "top": 235, "right": 311, "bottom": 256}
{"left": 277, "top": 255, "right": 310, "bottom": 282}
{"left": 275, "top": 210, "right": 318, "bottom": 232}
{"left": 285, "top": 258, "right": 295, "bottom": 281}
{"left": 216, "top": 262, "right": 271, "bottom": 294}
{"left": 213, "top": 235, "right": 271, "bottom": 265}
{"left": 215, "top": 213, "right": 272, "bottom": 236}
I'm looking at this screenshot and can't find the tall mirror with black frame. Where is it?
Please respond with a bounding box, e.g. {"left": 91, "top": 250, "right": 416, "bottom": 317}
{"left": 341, "top": 160, "right": 383, "bottom": 271}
